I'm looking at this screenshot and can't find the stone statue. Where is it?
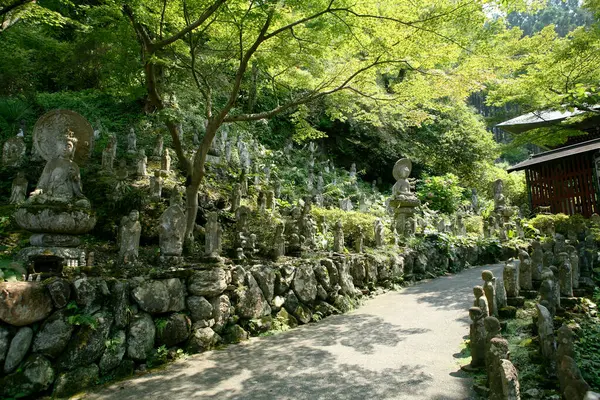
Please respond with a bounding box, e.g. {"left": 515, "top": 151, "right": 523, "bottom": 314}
{"left": 240, "top": 168, "right": 248, "bottom": 195}
{"left": 471, "top": 188, "right": 479, "bottom": 214}
{"left": 307, "top": 172, "right": 314, "bottom": 192}
{"left": 231, "top": 183, "right": 241, "bottom": 213}
{"left": 153, "top": 136, "right": 163, "bottom": 158}
{"left": 204, "top": 212, "right": 222, "bottom": 258}
{"left": 101, "top": 139, "right": 115, "bottom": 172}
{"left": 136, "top": 149, "right": 147, "bottom": 177}
{"left": 2, "top": 134, "right": 26, "bottom": 167}
{"left": 333, "top": 220, "right": 344, "bottom": 253}
{"left": 115, "top": 159, "right": 129, "bottom": 181}
{"left": 317, "top": 172, "right": 324, "bottom": 193}
{"left": 531, "top": 240, "right": 544, "bottom": 281}
{"left": 557, "top": 252, "right": 573, "bottom": 297}
{"left": 389, "top": 158, "right": 420, "bottom": 237}
{"left": 149, "top": 170, "right": 163, "bottom": 200}
{"left": 536, "top": 303, "right": 556, "bottom": 369}
{"left": 266, "top": 190, "right": 275, "bottom": 213}
{"left": 10, "top": 172, "right": 28, "bottom": 204}
{"left": 349, "top": 163, "right": 357, "bottom": 179}
{"left": 257, "top": 191, "right": 266, "bottom": 213}
{"left": 503, "top": 259, "right": 520, "bottom": 298}
{"left": 493, "top": 179, "right": 506, "bottom": 211}
{"left": 159, "top": 188, "right": 187, "bottom": 257}
{"left": 554, "top": 233, "right": 567, "bottom": 255}
{"left": 355, "top": 226, "right": 364, "bottom": 253}
{"left": 473, "top": 286, "right": 489, "bottom": 317}
{"left": 274, "top": 221, "right": 286, "bottom": 260}
{"left": 540, "top": 268, "right": 558, "bottom": 316}
{"left": 225, "top": 141, "right": 232, "bottom": 163}
{"left": 581, "top": 234, "right": 596, "bottom": 279}
{"left": 566, "top": 245, "right": 579, "bottom": 289}
{"left": 467, "top": 307, "right": 486, "bottom": 369}
{"left": 374, "top": 219, "right": 385, "bottom": 247}
{"left": 119, "top": 210, "right": 141, "bottom": 263}
{"left": 518, "top": 248, "right": 533, "bottom": 290}
{"left": 339, "top": 198, "right": 353, "bottom": 212}
{"left": 455, "top": 214, "right": 466, "bottom": 236}
{"left": 482, "top": 270, "right": 498, "bottom": 317}
{"left": 161, "top": 148, "right": 171, "bottom": 173}
{"left": 273, "top": 179, "right": 281, "bottom": 198}
{"left": 127, "top": 127, "right": 137, "bottom": 154}
{"left": 28, "top": 130, "right": 90, "bottom": 208}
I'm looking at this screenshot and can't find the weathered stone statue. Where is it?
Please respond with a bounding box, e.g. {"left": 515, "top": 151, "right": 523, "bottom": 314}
{"left": 115, "top": 159, "right": 128, "bottom": 181}
{"left": 484, "top": 316, "right": 503, "bottom": 380}
{"left": 471, "top": 188, "right": 479, "bottom": 214}
{"left": 204, "top": 212, "right": 222, "bottom": 258}
{"left": 455, "top": 214, "right": 466, "bottom": 236}
{"left": 518, "top": 248, "right": 533, "bottom": 290}
{"left": 153, "top": 136, "right": 163, "bottom": 158}
{"left": 473, "top": 286, "right": 490, "bottom": 318}
{"left": 274, "top": 221, "right": 286, "bottom": 260}
{"left": 503, "top": 259, "right": 520, "bottom": 298}
{"left": 339, "top": 198, "right": 353, "bottom": 212}
{"left": 161, "top": 148, "right": 171, "bottom": 173}
{"left": 257, "top": 191, "right": 266, "bottom": 213}
{"left": 554, "top": 233, "right": 567, "bottom": 255}
{"left": 28, "top": 130, "right": 90, "bottom": 208}
{"left": 101, "top": 139, "right": 115, "bottom": 172}
{"left": 136, "top": 149, "right": 147, "bottom": 177}
{"left": 349, "top": 163, "right": 357, "bottom": 179}
{"left": 127, "top": 127, "right": 137, "bottom": 154}
{"left": 531, "top": 240, "right": 544, "bottom": 281}
{"left": 539, "top": 268, "right": 558, "bottom": 316}
{"left": 2, "top": 133, "right": 26, "bottom": 167}
{"left": 542, "top": 239, "right": 555, "bottom": 268}
{"left": 240, "top": 168, "right": 248, "bottom": 195}
{"left": 493, "top": 179, "right": 506, "bottom": 212}
{"left": 317, "top": 172, "right": 324, "bottom": 193}
{"left": 536, "top": 303, "right": 556, "bottom": 371}
{"left": 10, "top": 172, "right": 28, "bottom": 204}
{"left": 389, "top": 158, "right": 420, "bottom": 237}
{"left": 266, "top": 190, "right": 275, "bottom": 213}
{"left": 482, "top": 270, "right": 498, "bottom": 317}
{"left": 149, "top": 170, "right": 162, "bottom": 200}
{"left": 374, "top": 219, "right": 385, "bottom": 247}
{"left": 224, "top": 140, "right": 232, "bottom": 163}
{"left": 581, "top": 234, "right": 596, "bottom": 279}
{"left": 355, "top": 226, "right": 364, "bottom": 253}
{"left": 159, "top": 188, "right": 187, "bottom": 258}
{"left": 333, "top": 220, "right": 344, "bottom": 253}
{"left": 119, "top": 210, "right": 141, "bottom": 263}
{"left": 467, "top": 307, "right": 486, "bottom": 369}
{"left": 557, "top": 252, "right": 573, "bottom": 297}
{"left": 566, "top": 245, "right": 579, "bottom": 290}
{"left": 307, "top": 172, "right": 314, "bottom": 192}
{"left": 231, "top": 183, "right": 241, "bottom": 213}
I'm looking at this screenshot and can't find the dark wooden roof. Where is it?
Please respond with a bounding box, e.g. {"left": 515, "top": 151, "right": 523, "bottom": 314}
{"left": 507, "top": 138, "right": 600, "bottom": 172}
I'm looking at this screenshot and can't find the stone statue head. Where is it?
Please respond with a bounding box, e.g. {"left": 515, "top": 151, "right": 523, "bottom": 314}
{"left": 129, "top": 210, "right": 139, "bottom": 222}
{"left": 473, "top": 286, "right": 484, "bottom": 297}
{"left": 58, "top": 130, "right": 77, "bottom": 160}
{"left": 469, "top": 306, "right": 483, "bottom": 321}
{"left": 484, "top": 316, "right": 501, "bottom": 335}
{"left": 481, "top": 270, "right": 494, "bottom": 282}
{"left": 170, "top": 187, "right": 183, "bottom": 206}
{"left": 154, "top": 170, "right": 160, "bottom": 178}
{"left": 494, "top": 179, "right": 503, "bottom": 194}
{"left": 393, "top": 158, "right": 412, "bottom": 180}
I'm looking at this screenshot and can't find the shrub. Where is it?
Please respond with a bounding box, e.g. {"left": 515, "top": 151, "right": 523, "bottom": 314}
{"left": 311, "top": 207, "right": 387, "bottom": 247}
{"left": 416, "top": 173, "right": 465, "bottom": 214}
{"left": 528, "top": 213, "right": 587, "bottom": 236}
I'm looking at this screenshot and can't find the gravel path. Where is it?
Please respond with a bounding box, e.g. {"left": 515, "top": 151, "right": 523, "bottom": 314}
{"left": 84, "top": 264, "right": 502, "bottom": 400}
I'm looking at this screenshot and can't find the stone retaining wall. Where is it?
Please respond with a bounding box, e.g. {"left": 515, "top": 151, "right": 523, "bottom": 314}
{"left": 0, "top": 242, "right": 504, "bottom": 398}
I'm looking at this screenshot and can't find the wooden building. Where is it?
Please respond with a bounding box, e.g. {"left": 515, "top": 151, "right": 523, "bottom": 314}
{"left": 498, "top": 109, "right": 600, "bottom": 217}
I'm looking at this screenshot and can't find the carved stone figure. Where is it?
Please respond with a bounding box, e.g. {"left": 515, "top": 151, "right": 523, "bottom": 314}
{"left": 389, "top": 158, "right": 420, "bottom": 237}
{"left": 339, "top": 198, "right": 353, "bottom": 211}
{"left": 240, "top": 168, "right": 248, "bottom": 195}
{"left": 2, "top": 135, "right": 26, "bottom": 167}
{"left": 159, "top": 188, "right": 187, "bottom": 257}
{"left": 566, "top": 245, "right": 579, "bottom": 289}
{"left": 536, "top": 303, "right": 556, "bottom": 371}
{"left": 349, "top": 163, "right": 357, "bottom": 179}
{"left": 468, "top": 307, "right": 486, "bottom": 369}
{"left": 554, "top": 233, "right": 567, "bottom": 255}
{"left": 204, "top": 212, "right": 222, "bottom": 258}
{"left": 136, "top": 149, "right": 147, "bottom": 177}
{"left": 101, "top": 139, "right": 115, "bottom": 172}
{"left": 355, "top": 227, "right": 364, "bottom": 253}
{"left": 471, "top": 188, "right": 479, "bottom": 214}
{"left": 531, "top": 240, "right": 544, "bottom": 281}
{"left": 231, "top": 183, "right": 241, "bottom": 213}
{"left": 161, "top": 148, "right": 171, "bottom": 173}
{"left": 518, "top": 248, "right": 533, "bottom": 290}
{"left": 482, "top": 270, "right": 498, "bottom": 317}
{"left": 374, "top": 219, "right": 385, "bottom": 248}
{"left": 307, "top": 172, "right": 314, "bottom": 192}
{"left": 274, "top": 221, "right": 285, "bottom": 260}
{"left": 493, "top": 179, "right": 506, "bottom": 211}
{"left": 557, "top": 252, "right": 573, "bottom": 297}
{"left": 503, "top": 259, "right": 520, "bottom": 298}
{"left": 28, "top": 130, "right": 90, "bottom": 208}
{"left": 266, "top": 190, "right": 275, "bottom": 213}
{"left": 127, "top": 127, "right": 137, "bottom": 154}
{"left": 119, "top": 210, "right": 141, "bottom": 263}
{"left": 115, "top": 159, "right": 128, "bottom": 181}
{"left": 581, "top": 234, "right": 596, "bottom": 278}
{"left": 317, "top": 172, "right": 324, "bottom": 193}
{"left": 333, "top": 220, "right": 344, "bottom": 253}
{"left": 257, "top": 191, "right": 266, "bottom": 213}
{"left": 10, "top": 172, "right": 28, "bottom": 204}
{"left": 484, "top": 316, "right": 503, "bottom": 380}
{"left": 540, "top": 268, "right": 558, "bottom": 316}
{"left": 153, "top": 136, "right": 164, "bottom": 158}
{"left": 473, "top": 286, "right": 489, "bottom": 318}
{"left": 149, "top": 170, "right": 163, "bottom": 200}
{"left": 455, "top": 214, "right": 466, "bottom": 236}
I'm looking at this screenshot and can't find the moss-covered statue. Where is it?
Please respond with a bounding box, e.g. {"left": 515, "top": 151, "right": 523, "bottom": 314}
{"left": 389, "top": 158, "right": 420, "bottom": 237}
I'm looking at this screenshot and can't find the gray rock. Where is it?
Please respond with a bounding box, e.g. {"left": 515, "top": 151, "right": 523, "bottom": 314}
{"left": 193, "top": 319, "right": 215, "bottom": 328}
{"left": 0, "top": 325, "right": 9, "bottom": 364}
{"left": 210, "top": 295, "right": 231, "bottom": 334}
{"left": 316, "top": 284, "right": 328, "bottom": 301}
{"left": 156, "top": 313, "right": 192, "bottom": 347}
{"left": 131, "top": 279, "right": 185, "bottom": 314}
{"left": 251, "top": 265, "right": 276, "bottom": 302}
{"left": 46, "top": 278, "right": 71, "bottom": 308}
{"left": 188, "top": 268, "right": 229, "bottom": 297}
{"left": 283, "top": 291, "right": 311, "bottom": 324}
{"left": 224, "top": 324, "right": 249, "bottom": 343}
{"left": 236, "top": 273, "right": 271, "bottom": 319}
{"left": 272, "top": 296, "right": 285, "bottom": 311}
{"left": 111, "top": 281, "right": 130, "bottom": 329}
{"left": 0, "top": 282, "right": 53, "bottom": 326}
{"left": 53, "top": 364, "right": 99, "bottom": 398}
{"left": 313, "top": 263, "right": 331, "bottom": 290}
{"left": 275, "top": 308, "right": 298, "bottom": 329}
{"left": 57, "top": 311, "right": 112, "bottom": 371}
{"left": 333, "top": 295, "right": 354, "bottom": 313}
{"left": 231, "top": 265, "right": 246, "bottom": 286}
{"left": 4, "top": 326, "right": 33, "bottom": 373}
{"left": 0, "top": 354, "right": 54, "bottom": 399}
{"left": 187, "top": 296, "right": 213, "bottom": 322}
{"left": 292, "top": 262, "right": 318, "bottom": 303}
{"left": 187, "top": 326, "right": 220, "bottom": 354}
{"left": 73, "top": 278, "right": 109, "bottom": 315}
{"left": 321, "top": 259, "right": 339, "bottom": 287}
{"left": 127, "top": 312, "right": 155, "bottom": 361}
{"left": 314, "top": 300, "right": 340, "bottom": 317}
{"left": 32, "top": 310, "right": 73, "bottom": 358}
{"left": 99, "top": 330, "right": 126, "bottom": 374}
{"left": 335, "top": 258, "right": 356, "bottom": 296}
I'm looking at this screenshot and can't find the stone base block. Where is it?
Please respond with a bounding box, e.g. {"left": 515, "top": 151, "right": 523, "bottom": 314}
{"left": 519, "top": 290, "right": 537, "bottom": 299}
{"left": 573, "top": 289, "right": 588, "bottom": 298}
{"left": 532, "top": 279, "right": 542, "bottom": 290}
{"left": 30, "top": 233, "right": 80, "bottom": 247}
{"left": 499, "top": 306, "right": 517, "bottom": 319}
{"left": 507, "top": 296, "right": 525, "bottom": 307}
{"left": 17, "top": 247, "right": 86, "bottom": 275}
{"left": 560, "top": 297, "right": 579, "bottom": 308}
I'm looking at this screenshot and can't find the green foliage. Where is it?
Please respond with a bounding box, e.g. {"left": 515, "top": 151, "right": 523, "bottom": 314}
{"left": 147, "top": 345, "right": 169, "bottom": 368}
{"left": 311, "top": 207, "right": 384, "bottom": 248}
{"left": 575, "top": 318, "right": 600, "bottom": 391}
{"left": 528, "top": 213, "right": 587, "bottom": 235}
{"left": 416, "top": 174, "right": 465, "bottom": 214}
{"left": 464, "top": 215, "right": 484, "bottom": 235}
{"left": 474, "top": 162, "right": 528, "bottom": 210}
{"left": 65, "top": 301, "right": 97, "bottom": 329}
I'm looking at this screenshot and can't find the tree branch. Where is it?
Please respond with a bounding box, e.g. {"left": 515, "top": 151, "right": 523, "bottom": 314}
{"left": 0, "top": 0, "right": 31, "bottom": 18}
